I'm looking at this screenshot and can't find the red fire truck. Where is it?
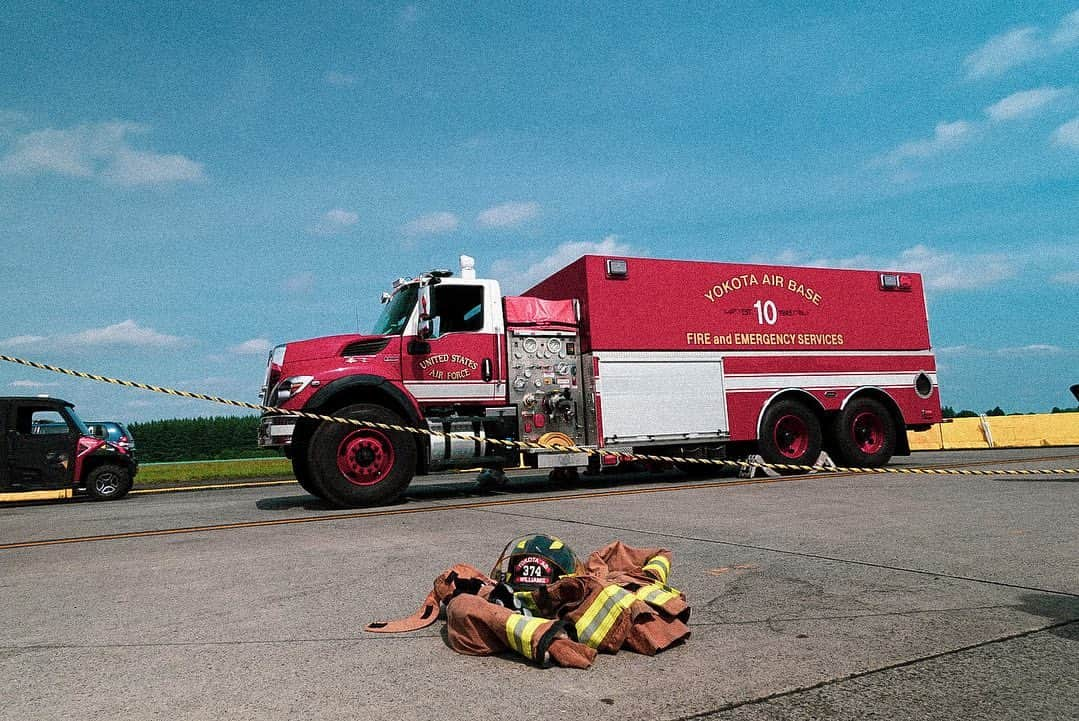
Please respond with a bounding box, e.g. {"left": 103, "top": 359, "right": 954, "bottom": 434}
{"left": 259, "top": 254, "right": 940, "bottom": 507}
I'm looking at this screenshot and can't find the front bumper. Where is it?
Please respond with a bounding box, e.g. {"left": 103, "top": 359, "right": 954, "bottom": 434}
{"left": 259, "top": 415, "right": 298, "bottom": 447}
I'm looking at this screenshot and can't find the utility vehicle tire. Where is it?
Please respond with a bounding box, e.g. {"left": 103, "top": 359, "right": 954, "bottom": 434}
{"left": 291, "top": 453, "right": 326, "bottom": 500}
{"left": 757, "top": 400, "right": 822, "bottom": 473}
{"left": 308, "top": 404, "right": 416, "bottom": 508}
{"left": 85, "top": 464, "right": 133, "bottom": 500}
{"left": 830, "top": 397, "right": 897, "bottom": 468}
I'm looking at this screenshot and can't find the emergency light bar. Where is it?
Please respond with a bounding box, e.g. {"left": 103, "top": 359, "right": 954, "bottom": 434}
{"left": 879, "top": 273, "right": 912, "bottom": 291}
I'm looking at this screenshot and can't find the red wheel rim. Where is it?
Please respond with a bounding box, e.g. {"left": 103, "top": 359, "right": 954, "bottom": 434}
{"left": 850, "top": 411, "right": 885, "bottom": 455}
{"left": 336, "top": 429, "right": 395, "bottom": 486}
{"left": 774, "top": 414, "right": 809, "bottom": 459}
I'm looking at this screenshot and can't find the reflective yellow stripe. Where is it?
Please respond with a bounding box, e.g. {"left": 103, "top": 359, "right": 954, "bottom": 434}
{"left": 514, "top": 591, "right": 540, "bottom": 613}
{"left": 574, "top": 585, "right": 636, "bottom": 649}
{"left": 642, "top": 555, "right": 670, "bottom": 583}
{"left": 505, "top": 614, "right": 546, "bottom": 659}
{"left": 635, "top": 583, "right": 679, "bottom": 607}
{"left": 550, "top": 538, "right": 564, "bottom": 550}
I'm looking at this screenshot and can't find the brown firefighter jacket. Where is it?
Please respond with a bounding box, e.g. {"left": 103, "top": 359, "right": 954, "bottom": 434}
{"left": 365, "top": 541, "right": 690, "bottom": 669}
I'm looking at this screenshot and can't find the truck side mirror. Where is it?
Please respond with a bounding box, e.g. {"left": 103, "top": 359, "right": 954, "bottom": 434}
{"left": 419, "top": 315, "right": 441, "bottom": 340}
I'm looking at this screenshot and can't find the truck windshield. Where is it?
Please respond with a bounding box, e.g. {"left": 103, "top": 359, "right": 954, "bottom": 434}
{"left": 371, "top": 284, "right": 419, "bottom": 335}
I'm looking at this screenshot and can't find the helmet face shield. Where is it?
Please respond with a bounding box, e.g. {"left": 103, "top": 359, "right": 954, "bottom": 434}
{"left": 492, "top": 534, "right": 579, "bottom": 590}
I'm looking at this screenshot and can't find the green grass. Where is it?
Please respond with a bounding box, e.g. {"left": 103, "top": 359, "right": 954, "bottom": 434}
{"left": 136, "top": 457, "right": 295, "bottom": 487}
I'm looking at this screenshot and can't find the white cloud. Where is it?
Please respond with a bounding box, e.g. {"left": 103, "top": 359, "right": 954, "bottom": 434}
{"left": 963, "top": 26, "right": 1043, "bottom": 79}
{"left": 283, "top": 271, "right": 316, "bottom": 293}
{"left": 1051, "top": 9, "right": 1079, "bottom": 46}
{"left": 0, "top": 109, "right": 29, "bottom": 124}
{"left": 984, "top": 87, "right": 1070, "bottom": 121}
{"left": 936, "top": 344, "right": 1071, "bottom": 358}
{"left": 103, "top": 147, "right": 205, "bottom": 186}
{"left": 936, "top": 345, "right": 973, "bottom": 356}
{"left": 885, "top": 120, "right": 974, "bottom": 162}
{"left": 398, "top": 4, "right": 420, "bottom": 26}
{"left": 3, "top": 320, "right": 184, "bottom": 349}
{"left": 0, "top": 110, "right": 30, "bottom": 137}
{"left": 996, "top": 344, "right": 1064, "bottom": 355}
{"left": 491, "top": 235, "right": 645, "bottom": 294}
{"left": 9, "top": 379, "right": 59, "bottom": 388}
{"left": 311, "top": 208, "right": 359, "bottom": 235}
{"left": 65, "top": 320, "right": 184, "bottom": 347}
{"left": 964, "top": 11, "right": 1079, "bottom": 79}
{"left": 230, "top": 338, "right": 273, "bottom": 355}
{"left": 324, "top": 71, "right": 357, "bottom": 87}
{"left": 0, "top": 121, "right": 205, "bottom": 185}
{"left": 402, "top": 211, "right": 460, "bottom": 236}
{"left": 476, "top": 201, "right": 540, "bottom": 228}
{"left": 766, "top": 245, "right": 1018, "bottom": 292}
{"left": 2, "top": 334, "right": 47, "bottom": 346}
{"left": 1052, "top": 117, "right": 1079, "bottom": 149}
{"left": 897, "top": 244, "right": 1014, "bottom": 290}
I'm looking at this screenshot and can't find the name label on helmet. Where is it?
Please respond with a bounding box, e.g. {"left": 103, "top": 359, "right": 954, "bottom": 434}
{"left": 512, "top": 555, "right": 554, "bottom": 586}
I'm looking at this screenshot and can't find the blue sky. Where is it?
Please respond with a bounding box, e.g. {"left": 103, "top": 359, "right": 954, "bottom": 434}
{"left": 2, "top": 3, "right": 1077, "bottom": 421}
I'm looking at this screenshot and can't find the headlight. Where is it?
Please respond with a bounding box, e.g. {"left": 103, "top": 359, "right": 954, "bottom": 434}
{"left": 275, "top": 375, "right": 314, "bottom": 403}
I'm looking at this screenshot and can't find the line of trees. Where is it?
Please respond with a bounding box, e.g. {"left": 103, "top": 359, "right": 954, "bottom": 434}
{"left": 129, "top": 405, "right": 1079, "bottom": 463}
{"left": 942, "top": 405, "right": 1079, "bottom": 418}
{"left": 128, "top": 415, "right": 279, "bottom": 463}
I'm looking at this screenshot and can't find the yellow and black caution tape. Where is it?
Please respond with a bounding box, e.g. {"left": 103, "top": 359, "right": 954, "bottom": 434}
{"left": 2, "top": 353, "right": 1077, "bottom": 477}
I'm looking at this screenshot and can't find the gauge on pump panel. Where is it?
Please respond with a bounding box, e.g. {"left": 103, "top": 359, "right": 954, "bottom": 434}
{"left": 522, "top": 338, "right": 538, "bottom": 354}
{"left": 546, "top": 337, "right": 563, "bottom": 354}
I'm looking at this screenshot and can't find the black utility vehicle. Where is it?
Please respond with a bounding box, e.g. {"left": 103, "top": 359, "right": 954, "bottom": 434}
{"left": 2, "top": 397, "right": 136, "bottom": 500}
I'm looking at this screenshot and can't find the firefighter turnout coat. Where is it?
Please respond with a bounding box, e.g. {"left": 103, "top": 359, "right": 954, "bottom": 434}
{"left": 365, "top": 541, "right": 690, "bottom": 669}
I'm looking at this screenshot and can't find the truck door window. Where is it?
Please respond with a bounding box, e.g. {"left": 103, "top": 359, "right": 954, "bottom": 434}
{"left": 432, "top": 285, "right": 484, "bottom": 335}
{"left": 22, "top": 409, "right": 69, "bottom": 435}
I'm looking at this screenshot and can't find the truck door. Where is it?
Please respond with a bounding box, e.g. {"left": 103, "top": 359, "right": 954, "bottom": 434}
{"left": 6, "top": 403, "right": 77, "bottom": 489}
{"left": 402, "top": 282, "right": 506, "bottom": 406}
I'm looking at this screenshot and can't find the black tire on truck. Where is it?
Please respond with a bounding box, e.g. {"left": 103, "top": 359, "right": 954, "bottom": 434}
{"left": 307, "top": 403, "right": 416, "bottom": 507}
{"left": 830, "top": 397, "right": 897, "bottom": 468}
{"left": 757, "top": 399, "right": 823, "bottom": 473}
{"left": 291, "top": 453, "right": 327, "bottom": 500}
{"left": 85, "top": 464, "right": 133, "bottom": 500}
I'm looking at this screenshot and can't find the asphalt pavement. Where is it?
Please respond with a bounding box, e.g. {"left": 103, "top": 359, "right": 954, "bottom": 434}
{"left": 1, "top": 448, "right": 1077, "bottom": 721}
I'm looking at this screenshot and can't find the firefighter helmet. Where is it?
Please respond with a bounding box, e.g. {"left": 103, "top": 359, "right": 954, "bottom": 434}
{"left": 491, "top": 534, "right": 579, "bottom": 590}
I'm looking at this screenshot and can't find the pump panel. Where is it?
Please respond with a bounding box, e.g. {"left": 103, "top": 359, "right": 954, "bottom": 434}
{"left": 507, "top": 330, "right": 585, "bottom": 446}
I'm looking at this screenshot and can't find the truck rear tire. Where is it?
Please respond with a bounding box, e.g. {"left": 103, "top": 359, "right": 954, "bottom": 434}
{"left": 830, "top": 398, "right": 897, "bottom": 467}
{"left": 308, "top": 404, "right": 416, "bottom": 507}
{"left": 757, "top": 400, "right": 822, "bottom": 473}
{"left": 85, "top": 464, "right": 133, "bottom": 500}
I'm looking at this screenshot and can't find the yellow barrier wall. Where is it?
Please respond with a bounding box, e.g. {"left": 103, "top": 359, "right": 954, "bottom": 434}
{"left": 908, "top": 413, "right": 1079, "bottom": 450}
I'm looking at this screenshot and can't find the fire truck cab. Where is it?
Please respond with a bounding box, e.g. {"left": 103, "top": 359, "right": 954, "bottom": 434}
{"left": 260, "top": 254, "right": 940, "bottom": 507}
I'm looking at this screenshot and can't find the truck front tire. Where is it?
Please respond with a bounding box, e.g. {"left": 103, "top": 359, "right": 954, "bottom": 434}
{"left": 291, "top": 453, "right": 327, "bottom": 500}
{"left": 85, "top": 464, "right": 133, "bottom": 500}
{"left": 308, "top": 404, "right": 416, "bottom": 507}
{"left": 757, "top": 400, "right": 822, "bottom": 473}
